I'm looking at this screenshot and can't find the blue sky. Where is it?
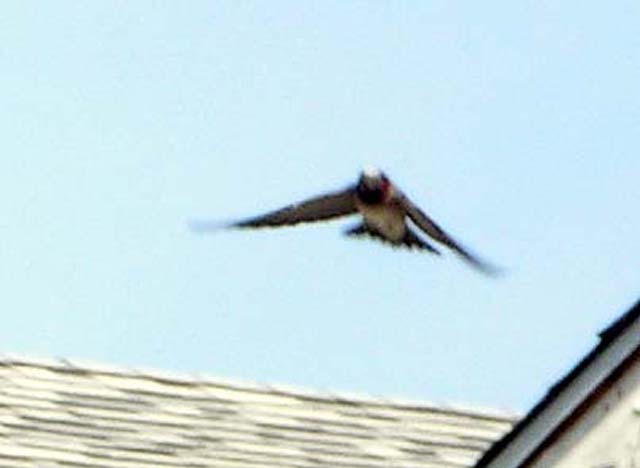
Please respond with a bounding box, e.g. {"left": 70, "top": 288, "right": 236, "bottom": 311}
{"left": 2, "top": 2, "right": 639, "bottom": 411}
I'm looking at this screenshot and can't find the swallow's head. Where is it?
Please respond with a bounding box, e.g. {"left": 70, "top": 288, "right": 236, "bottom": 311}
{"left": 360, "top": 165, "right": 385, "bottom": 186}
{"left": 357, "top": 166, "right": 391, "bottom": 205}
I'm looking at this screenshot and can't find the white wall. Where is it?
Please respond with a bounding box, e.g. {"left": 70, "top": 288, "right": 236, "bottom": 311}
{"left": 532, "top": 356, "right": 640, "bottom": 468}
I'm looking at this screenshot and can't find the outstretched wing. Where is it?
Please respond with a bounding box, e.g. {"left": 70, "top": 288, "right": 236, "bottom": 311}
{"left": 229, "top": 187, "right": 357, "bottom": 229}
{"left": 400, "top": 193, "right": 498, "bottom": 274}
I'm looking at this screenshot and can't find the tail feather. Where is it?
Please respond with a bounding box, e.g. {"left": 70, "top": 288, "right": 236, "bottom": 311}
{"left": 344, "top": 223, "right": 440, "bottom": 254}
{"left": 402, "top": 227, "right": 440, "bottom": 254}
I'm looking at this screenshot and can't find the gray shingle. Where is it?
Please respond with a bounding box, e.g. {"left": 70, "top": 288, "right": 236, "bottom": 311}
{"left": 0, "top": 355, "right": 517, "bottom": 467}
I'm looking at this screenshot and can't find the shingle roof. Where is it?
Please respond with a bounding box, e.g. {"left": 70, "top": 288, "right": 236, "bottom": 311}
{"left": 0, "top": 354, "right": 516, "bottom": 468}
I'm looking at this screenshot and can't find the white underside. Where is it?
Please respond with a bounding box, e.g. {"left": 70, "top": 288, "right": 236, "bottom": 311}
{"left": 357, "top": 203, "right": 406, "bottom": 242}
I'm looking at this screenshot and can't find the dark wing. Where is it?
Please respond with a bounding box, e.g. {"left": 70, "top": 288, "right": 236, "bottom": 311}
{"left": 229, "top": 187, "right": 357, "bottom": 229}
{"left": 400, "top": 193, "right": 499, "bottom": 274}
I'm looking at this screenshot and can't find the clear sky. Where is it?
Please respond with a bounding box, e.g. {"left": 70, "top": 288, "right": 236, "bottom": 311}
{"left": 2, "top": 2, "right": 639, "bottom": 412}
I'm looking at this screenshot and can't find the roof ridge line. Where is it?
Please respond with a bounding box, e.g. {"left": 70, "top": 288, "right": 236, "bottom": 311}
{"left": 0, "top": 352, "right": 518, "bottom": 419}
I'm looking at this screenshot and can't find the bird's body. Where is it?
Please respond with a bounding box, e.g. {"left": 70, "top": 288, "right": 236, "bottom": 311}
{"left": 357, "top": 201, "right": 406, "bottom": 242}
{"left": 191, "top": 167, "right": 497, "bottom": 274}
{"left": 352, "top": 168, "right": 405, "bottom": 241}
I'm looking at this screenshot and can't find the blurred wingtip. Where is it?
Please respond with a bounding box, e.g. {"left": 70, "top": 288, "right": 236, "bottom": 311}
{"left": 474, "top": 260, "right": 507, "bottom": 278}
{"left": 188, "top": 218, "right": 232, "bottom": 233}
{"left": 456, "top": 249, "right": 505, "bottom": 277}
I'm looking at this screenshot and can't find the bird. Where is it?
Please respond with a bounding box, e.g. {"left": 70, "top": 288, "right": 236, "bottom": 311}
{"left": 191, "top": 167, "right": 497, "bottom": 274}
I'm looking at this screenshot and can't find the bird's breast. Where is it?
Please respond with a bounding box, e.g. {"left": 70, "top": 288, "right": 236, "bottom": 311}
{"left": 357, "top": 203, "right": 406, "bottom": 241}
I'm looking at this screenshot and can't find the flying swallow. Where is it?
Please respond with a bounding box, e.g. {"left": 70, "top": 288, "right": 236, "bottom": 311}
{"left": 191, "top": 167, "right": 497, "bottom": 274}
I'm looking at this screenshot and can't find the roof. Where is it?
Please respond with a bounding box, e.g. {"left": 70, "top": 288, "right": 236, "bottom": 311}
{"left": 0, "top": 354, "right": 517, "bottom": 468}
{"left": 475, "top": 298, "right": 640, "bottom": 468}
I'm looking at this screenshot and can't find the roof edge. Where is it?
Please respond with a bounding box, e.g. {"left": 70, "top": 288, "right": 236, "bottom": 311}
{"left": 474, "top": 298, "right": 640, "bottom": 468}
{"left": 0, "top": 352, "right": 518, "bottom": 421}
